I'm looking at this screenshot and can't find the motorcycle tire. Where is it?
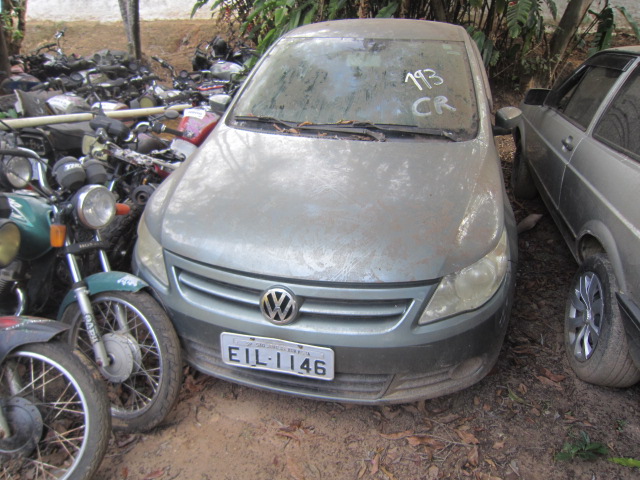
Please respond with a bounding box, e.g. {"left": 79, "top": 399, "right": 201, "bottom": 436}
{"left": 61, "top": 290, "right": 183, "bottom": 433}
{"left": 0, "top": 341, "right": 111, "bottom": 480}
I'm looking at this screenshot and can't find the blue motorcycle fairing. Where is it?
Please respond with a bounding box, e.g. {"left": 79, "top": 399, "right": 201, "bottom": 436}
{"left": 0, "top": 316, "right": 69, "bottom": 362}
{"left": 57, "top": 271, "right": 149, "bottom": 319}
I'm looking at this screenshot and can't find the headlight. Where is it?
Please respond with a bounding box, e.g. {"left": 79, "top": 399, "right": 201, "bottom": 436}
{"left": 136, "top": 216, "right": 168, "bottom": 285}
{"left": 1, "top": 155, "right": 33, "bottom": 189}
{"left": 74, "top": 185, "right": 116, "bottom": 229}
{"left": 419, "top": 230, "right": 509, "bottom": 325}
{"left": 0, "top": 219, "right": 21, "bottom": 267}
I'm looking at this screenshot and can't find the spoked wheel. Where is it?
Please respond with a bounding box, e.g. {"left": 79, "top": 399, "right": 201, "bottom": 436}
{"left": 0, "top": 342, "right": 110, "bottom": 480}
{"left": 62, "top": 290, "right": 183, "bottom": 432}
{"left": 564, "top": 254, "right": 640, "bottom": 387}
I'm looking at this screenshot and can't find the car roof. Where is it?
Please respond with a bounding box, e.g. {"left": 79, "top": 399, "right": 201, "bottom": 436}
{"left": 283, "top": 19, "right": 469, "bottom": 43}
{"left": 600, "top": 45, "right": 640, "bottom": 55}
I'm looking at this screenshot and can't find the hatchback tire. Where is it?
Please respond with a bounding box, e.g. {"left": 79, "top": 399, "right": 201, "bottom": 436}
{"left": 511, "top": 135, "right": 537, "bottom": 199}
{"left": 564, "top": 254, "right": 640, "bottom": 387}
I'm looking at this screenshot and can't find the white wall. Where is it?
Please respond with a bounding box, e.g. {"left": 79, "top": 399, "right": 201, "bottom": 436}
{"left": 26, "top": 0, "right": 215, "bottom": 22}
{"left": 25, "top": 0, "right": 640, "bottom": 25}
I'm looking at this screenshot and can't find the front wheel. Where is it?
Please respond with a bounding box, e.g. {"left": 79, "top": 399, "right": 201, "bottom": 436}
{"left": 511, "top": 135, "right": 537, "bottom": 200}
{"left": 564, "top": 254, "right": 640, "bottom": 387}
{"left": 62, "top": 290, "right": 183, "bottom": 432}
{"left": 0, "top": 341, "right": 111, "bottom": 480}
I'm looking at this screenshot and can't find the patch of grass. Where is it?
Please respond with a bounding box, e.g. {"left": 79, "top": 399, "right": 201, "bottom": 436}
{"left": 555, "top": 431, "right": 609, "bottom": 461}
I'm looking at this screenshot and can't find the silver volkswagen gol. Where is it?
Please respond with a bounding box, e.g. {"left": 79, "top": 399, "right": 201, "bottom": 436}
{"left": 511, "top": 46, "right": 640, "bottom": 388}
{"left": 133, "top": 19, "right": 519, "bottom": 403}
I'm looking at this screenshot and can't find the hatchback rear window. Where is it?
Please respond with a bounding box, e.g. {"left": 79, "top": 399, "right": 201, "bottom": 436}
{"left": 594, "top": 64, "right": 640, "bottom": 160}
{"left": 231, "top": 37, "right": 479, "bottom": 141}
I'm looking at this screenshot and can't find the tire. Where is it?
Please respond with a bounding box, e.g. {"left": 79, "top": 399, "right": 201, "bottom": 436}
{"left": 564, "top": 254, "right": 640, "bottom": 387}
{"left": 0, "top": 341, "right": 111, "bottom": 480}
{"left": 61, "top": 290, "right": 183, "bottom": 432}
{"left": 511, "top": 135, "right": 537, "bottom": 200}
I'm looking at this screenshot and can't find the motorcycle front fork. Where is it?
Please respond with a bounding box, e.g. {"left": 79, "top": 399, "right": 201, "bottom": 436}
{"left": 64, "top": 232, "right": 129, "bottom": 369}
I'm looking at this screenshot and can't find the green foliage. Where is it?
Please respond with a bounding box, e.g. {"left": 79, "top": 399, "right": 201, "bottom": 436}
{"left": 588, "top": 5, "right": 615, "bottom": 56}
{"left": 617, "top": 6, "right": 640, "bottom": 40}
{"left": 376, "top": 2, "right": 398, "bottom": 18}
{"left": 1, "top": 3, "right": 25, "bottom": 44}
{"left": 609, "top": 457, "right": 640, "bottom": 468}
{"left": 467, "top": 27, "right": 499, "bottom": 67}
{"left": 555, "top": 431, "right": 609, "bottom": 461}
{"left": 506, "top": 0, "right": 534, "bottom": 38}
{"left": 0, "top": 109, "right": 18, "bottom": 119}
{"left": 188, "top": 1, "right": 638, "bottom": 87}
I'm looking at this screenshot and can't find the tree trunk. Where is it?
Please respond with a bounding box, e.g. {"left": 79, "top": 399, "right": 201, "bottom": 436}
{"left": 430, "top": 0, "right": 447, "bottom": 22}
{"left": 0, "top": 22, "right": 11, "bottom": 83}
{"left": 9, "top": 0, "right": 27, "bottom": 55}
{"left": 358, "top": 0, "right": 370, "bottom": 19}
{"left": 118, "top": 0, "right": 141, "bottom": 61}
{"left": 399, "top": 0, "right": 410, "bottom": 18}
{"left": 549, "top": 0, "right": 593, "bottom": 61}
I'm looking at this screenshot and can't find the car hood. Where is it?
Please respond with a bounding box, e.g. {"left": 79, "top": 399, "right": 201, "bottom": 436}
{"left": 146, "top": 124, "right": 505, "bottom": 283}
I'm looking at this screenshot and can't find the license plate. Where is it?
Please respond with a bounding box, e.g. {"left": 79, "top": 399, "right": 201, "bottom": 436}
{"left": 220, "top": 333, "right": 335, "bottom": 380}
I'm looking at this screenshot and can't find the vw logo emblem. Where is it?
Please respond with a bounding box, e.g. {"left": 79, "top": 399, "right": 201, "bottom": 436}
{"left": 260, "top": 287, "right": 299, "bottom": 325}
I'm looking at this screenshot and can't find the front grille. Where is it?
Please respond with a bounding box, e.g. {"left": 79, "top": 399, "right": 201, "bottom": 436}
{"left": 177, "top": 268, "right": 414, "bottom": 325}
{"left": 168, "top": 251, "right": 435, "bottom": 329}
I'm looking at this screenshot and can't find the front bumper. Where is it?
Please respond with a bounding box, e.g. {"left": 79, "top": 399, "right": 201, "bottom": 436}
{"left": 135, "top": 248, "right": 516, "bottom": 404}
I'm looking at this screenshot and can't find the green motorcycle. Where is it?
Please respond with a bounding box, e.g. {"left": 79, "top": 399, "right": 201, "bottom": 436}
{"left": 0, "top": 146, "right": 182, "bottom": 433}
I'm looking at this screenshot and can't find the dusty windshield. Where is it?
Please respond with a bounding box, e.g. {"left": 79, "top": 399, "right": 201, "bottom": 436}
{"left": 230, "top": 36, "right": 478, "bottom": 140}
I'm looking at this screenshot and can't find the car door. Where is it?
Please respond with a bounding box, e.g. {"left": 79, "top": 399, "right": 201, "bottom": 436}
{"left": 559, "top": 60, "right": 640, "bottom": 290}
{"left": 526, "top": 54, "right": 630, "bottom": 208}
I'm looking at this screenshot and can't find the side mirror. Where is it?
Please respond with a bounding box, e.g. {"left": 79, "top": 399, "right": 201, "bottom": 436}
{"left": 493, "top": 106, "right": 522, "bottom": 136}
{"left": 209, "top": 93, "right": 232, "bottom": 114}
{"left": 523, "top": 88, "right": 550, "bottom": 106}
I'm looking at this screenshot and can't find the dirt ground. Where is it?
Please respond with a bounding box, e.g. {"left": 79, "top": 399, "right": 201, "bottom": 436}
{"left": 20, "top": 20, "right": 640, "bottom": 480}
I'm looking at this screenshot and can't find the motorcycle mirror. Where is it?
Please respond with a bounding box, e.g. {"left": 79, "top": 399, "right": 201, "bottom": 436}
{"left": 164, "top": 109, "right": 180, "bottom": 120}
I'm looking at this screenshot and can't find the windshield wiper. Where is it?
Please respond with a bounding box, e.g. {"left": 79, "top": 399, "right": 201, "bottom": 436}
{"left": 233, "top": 115, "right": 386, "bottom": 141}
{"left": 234, "top": 115, "right": 298, "bottom": 129}
{"left": 341, "top": 122, "right": 461, "bottom": 142}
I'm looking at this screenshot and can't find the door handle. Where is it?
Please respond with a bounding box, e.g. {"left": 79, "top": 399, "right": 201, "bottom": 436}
{"left": 561, "top": 136, "right": 574, "bottom": 152}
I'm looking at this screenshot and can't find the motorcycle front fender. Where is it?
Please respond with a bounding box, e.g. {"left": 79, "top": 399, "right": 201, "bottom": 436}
{"left": 0, "top": 316, "right": 69, "bottom": 363}
{"left": 57, "top": 271, "right": 149, "bottom": 319}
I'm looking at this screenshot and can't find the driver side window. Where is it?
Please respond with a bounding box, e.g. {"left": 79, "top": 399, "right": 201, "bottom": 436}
{"left": 594, "top": 64, "right": 640, "bottom": 161}
{"left": 549, "top": 65, "right": 621, "bottom": 130}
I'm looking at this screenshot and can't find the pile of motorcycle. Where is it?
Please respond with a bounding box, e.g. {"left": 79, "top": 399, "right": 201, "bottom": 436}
{"left": 0, "top": 137, "right": 187, "bottom": 478}
{"left": 0, "top": 26, "right": 254, "bottom": 479}
{"left": 1, "top": 29, "right": 253, "bottom": 118}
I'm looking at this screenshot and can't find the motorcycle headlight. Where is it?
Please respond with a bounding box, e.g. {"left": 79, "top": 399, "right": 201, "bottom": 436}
{"left": 136, "top": 216, "right": 168, "bottom": 285}
{"left": 74, "top": 185, "right": 116, "bottom": 229}
{"left": 0, "top": 219, "right": 21, "bottom": 267}
{"left": 419, "top": 230, "right": 509, "bottom": 325}
{"left": 1, "top": 155, "right": 32, "bottom": 189}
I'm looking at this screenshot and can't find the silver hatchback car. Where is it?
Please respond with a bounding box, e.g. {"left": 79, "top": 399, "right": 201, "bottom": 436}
{"left": 511, "top": 46, "right": 640, "bottom": 387}
{"left": 134, "top": 19, "right": 519, "bottom": 403}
